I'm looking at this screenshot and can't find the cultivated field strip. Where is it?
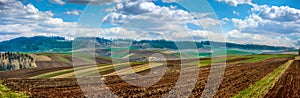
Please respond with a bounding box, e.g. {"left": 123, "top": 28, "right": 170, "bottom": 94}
{"left": 30, "top": 62, "right": 149, "bottom": 78}
{"left": 264, "top": 61, "right": 300, "bottom": 97}
{"left": 74, "top": 57, "right": 249, "bottom": 78}
{"left": 0, "top": 57, "right": 291, "bottom": 97}
{"left": 23, "top": 58, "right": 248, "bottom": 78}
{"left": 72, "top": 58, "right": 291, "bottom": 97}
{"left": 42, "top": 57, "right": 244, "bottom": 78}
{"left": 212, "top": 57, "right": 290, "bottom": 97}
{"left": 22, "top": 55, "right": 255, "bottom": 78}
{"left": 30, "top": 65, "right": 95, "bottom": 78}
{"left": 233, "top": 60, "right": 294, "bottom": 97}
{"left": 103, "top": 63, "right": 164, "bottom": 76}
{"left": 0, "top": 66, "right": 74, "bottom": 78}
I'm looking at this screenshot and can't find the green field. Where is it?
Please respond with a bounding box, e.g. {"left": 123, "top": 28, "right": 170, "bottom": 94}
{"left": 55, "top": 55, "right": 70, "bottom": 63}
{"left": 0, "top": 82, "right": 28, "bottom": 98}
{"left": 237, "top": 54, "right": 295, "bottom": 63}
{"left": 170, "top": 49, "right": 255, "bottom": 58}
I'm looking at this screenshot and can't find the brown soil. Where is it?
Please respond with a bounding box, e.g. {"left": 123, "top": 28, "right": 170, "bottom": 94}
{"left": 95, "top": 57, "right": 112, "bottom": 64}
{"left": 213, "top": 58, "right": 289, "bottom": 97}
{"left": 35, "top": 54, "right": 71, "bottom": 68}
{"left": 0, "top": 66, "right": 74, "bottom": 78}
{"left": 0, "top": 54, "right": 74, "bottom": 78}
{"left": 28, "top": 54, "right": 52, "bottom": 61}
{"left": 0, "top": 57, "right": 290, "bottom": 97}
{"left": 0, "top": 54, "right": 113, "bottom": 79}
{"left": 2, "top": 78, "right": 84, "bottom": 97}
{"left": 33, "top": 53, "right": 113, "bottom": 68}
{"left": 63, "top": 55, "right": 112, "bottom": 65}
{"left": 264, "top": 61, "right": 300, "bottom": 98}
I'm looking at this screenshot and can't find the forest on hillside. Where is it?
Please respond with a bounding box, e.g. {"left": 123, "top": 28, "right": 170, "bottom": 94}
{"left": 0, "top": 36, "right": 292, "bottom": 52}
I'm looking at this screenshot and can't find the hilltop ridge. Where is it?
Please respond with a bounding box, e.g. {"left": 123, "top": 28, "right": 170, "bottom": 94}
{"left": 0, "top": 36, "right": 293, "bottom": 52}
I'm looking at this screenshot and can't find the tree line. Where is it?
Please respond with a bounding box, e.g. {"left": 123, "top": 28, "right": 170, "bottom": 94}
{"left": 0, "top": 36, "right": 292, "bottom": 52}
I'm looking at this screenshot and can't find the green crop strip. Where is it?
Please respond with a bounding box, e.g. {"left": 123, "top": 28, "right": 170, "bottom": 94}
{"left": 55, "top": 55, "right": 70, "bottom": 63}
{"left": 237, "top": 54, "right": 295, "bottom": 63}
{"left": 0, "top": 82, "right": 28, "bottom": 98}
{"left": 31, "top": 65, "right": 95, "bottom": 78}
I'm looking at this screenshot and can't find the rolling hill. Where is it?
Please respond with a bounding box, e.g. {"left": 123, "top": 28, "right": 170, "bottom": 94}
{"left": 0, "top": 36, "right": 293, "bottom": 52}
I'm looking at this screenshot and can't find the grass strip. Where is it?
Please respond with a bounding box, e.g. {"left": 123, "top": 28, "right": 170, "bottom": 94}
{"left": 30, "top": 65, "right": 95, "bottom": 78}
{"left": 68, "top": 62, "right": 148, "bottom": 78}
{"left": 55, "top": 55, "right": 70, "bottom": 63}
{"left": 188, "top": 56, "right": 241, "bottom": 67}
{"left": 233, "top": 60, "right": 294, "bottom": 98}
{"left": 238, "top": 54, "right": 295, "bottom": 63}
{"left": 0, "top": 81, "right": 28, "bottom": 98}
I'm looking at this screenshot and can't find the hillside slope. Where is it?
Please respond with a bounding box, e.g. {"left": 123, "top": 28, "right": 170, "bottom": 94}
{"left": 0, "top": 36, "right": 293, "bottom": 52}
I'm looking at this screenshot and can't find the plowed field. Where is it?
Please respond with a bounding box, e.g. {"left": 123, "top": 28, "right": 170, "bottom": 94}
{"left": 1, "top": 57, "right": 291, "bottom": 97}
{"left": 264, "top": 61, "right": 300, "bottom": 97}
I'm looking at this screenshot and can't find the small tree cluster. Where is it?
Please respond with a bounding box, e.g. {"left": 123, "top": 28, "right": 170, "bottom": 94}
{"left": 0, "top": 52, "right": 36, "bottom": 71}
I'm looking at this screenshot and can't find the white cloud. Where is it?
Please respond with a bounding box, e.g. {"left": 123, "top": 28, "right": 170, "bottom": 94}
{"left": 227, "top": 3, "right": 300, "bottom": 47}
{"left": 231, "top": 5, "right": 300, "bottom": 34}
{"left": 65, "top": 10, "right": 81, "bottom": 16}
{"left": 217, "top": 0, "right": 300, "bottom": 47}
{"left": 255, "top": 6, "right": 300, "bottom": 22}
{"left": 105, "top": 1, "right": 221, "bottom": 28}
{"left": 0, "top": 0, "right": 225, "bottom": 44}
{"left": 231, "top": 14, "right": 263, "bottom": 30}
{"left": 0, "top": 0, "right": 79, "bottom": 41}
{"left": 103, "top": 1, "right": 224, "bottom": 41}
{"left": 227, "top": 30, "right": 296, "bottom": 47}
{"left": 191, "top": 13, "right": 221, "bottom": 28}
{"left": 66, "top": 0, "right": 126, "bottom": 5}
{"left": 49, "top": 0, "right": 65, "bottom": 5}
{"left": 100, "top": 27, "right": 139, "bottom": 39}
{"left": 216, "top": 0, "right": 252, "bottom": 7}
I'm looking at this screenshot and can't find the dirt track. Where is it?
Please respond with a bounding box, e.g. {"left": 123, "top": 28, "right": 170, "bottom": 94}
{"left": 0, "top": 57, "right": 290, "bottom": 97}
{"left": 264, "top": 61, "right": 300, "bottom": 97}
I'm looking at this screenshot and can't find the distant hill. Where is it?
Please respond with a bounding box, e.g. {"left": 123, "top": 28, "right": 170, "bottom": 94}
{"left": 0, "top": 36, "right": 72, "bottom": 52}
{"left": 201, "top": 41, "right": 291, "bottom": 50}
{"left": 0, "top": 36, "right": 293, "bottom": 52}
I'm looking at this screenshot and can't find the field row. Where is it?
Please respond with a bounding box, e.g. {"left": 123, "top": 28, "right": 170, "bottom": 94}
{"left": 1, "top": 55, "right": 293, "bottom": 97}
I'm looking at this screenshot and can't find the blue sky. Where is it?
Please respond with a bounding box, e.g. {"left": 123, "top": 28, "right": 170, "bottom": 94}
{"left": 0, "top": 0, "right": 299, "bottom": 47}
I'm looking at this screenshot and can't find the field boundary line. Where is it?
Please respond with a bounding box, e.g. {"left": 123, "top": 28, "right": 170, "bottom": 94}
{"left": 232, "top": 60, "right": 294, "bottom": 98}
{"left": 52, "top": 67, "right": 99, "bottom": 78}
{"left": 29, "top": 65, "right": 94, "bottom": 78}
{"left": 103, "top": 63, "right": 163, "bottom": 76}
